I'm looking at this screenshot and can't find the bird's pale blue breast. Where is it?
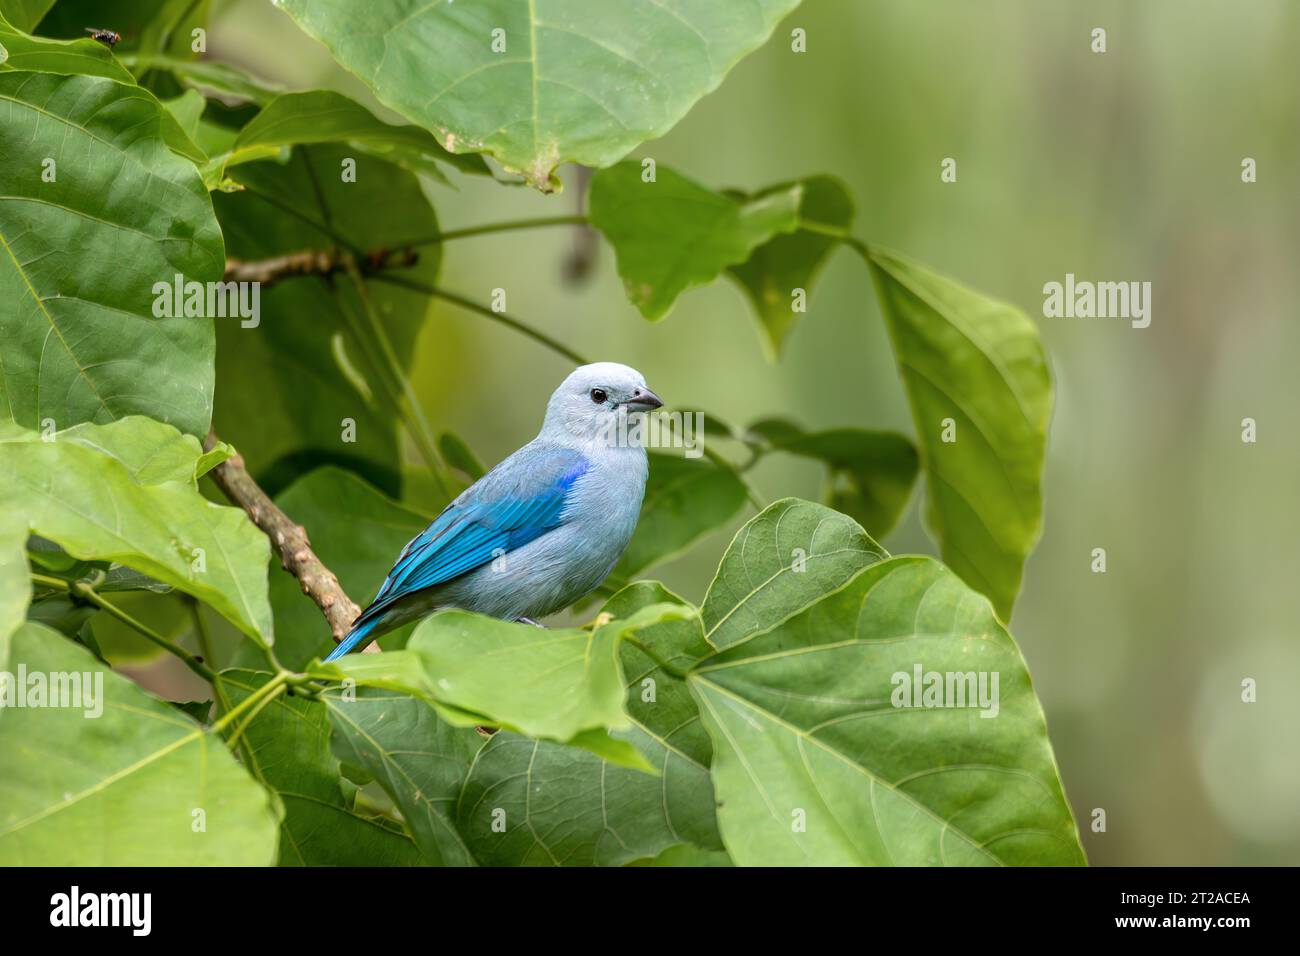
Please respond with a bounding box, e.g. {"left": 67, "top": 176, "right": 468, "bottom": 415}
{"left": 352, "top": 444, "right": 590, "bottom": 630}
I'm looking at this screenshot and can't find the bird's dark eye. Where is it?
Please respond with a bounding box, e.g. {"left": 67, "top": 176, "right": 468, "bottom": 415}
{"left": 590, "top": 388, "right": 607, "bottom": 404}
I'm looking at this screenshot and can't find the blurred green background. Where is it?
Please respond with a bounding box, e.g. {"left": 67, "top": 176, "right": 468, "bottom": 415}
{"left": 160, "top": 0, "right": 1299, "bottom": 865}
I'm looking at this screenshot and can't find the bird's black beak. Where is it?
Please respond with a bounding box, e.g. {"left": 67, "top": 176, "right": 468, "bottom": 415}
{"left": 621, "top": 386, "right": 663, "bottom": 412}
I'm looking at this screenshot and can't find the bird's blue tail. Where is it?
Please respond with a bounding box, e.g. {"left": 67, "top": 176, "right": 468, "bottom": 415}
{"left": 323, "top": 616, "right": 380, "bottom": 663}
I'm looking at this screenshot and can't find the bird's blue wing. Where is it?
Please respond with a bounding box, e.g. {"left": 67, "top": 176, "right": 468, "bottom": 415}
{"left": 353, "top": 444, "right": 590, "bottom": 631}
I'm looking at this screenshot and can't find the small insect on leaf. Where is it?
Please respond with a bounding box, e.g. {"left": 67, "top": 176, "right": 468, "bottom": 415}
{"left": 85, "top": 28, "right": 122, "bottom": 49}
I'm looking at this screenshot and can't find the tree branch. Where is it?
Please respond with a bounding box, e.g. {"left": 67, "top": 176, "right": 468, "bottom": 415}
{"left": 202, "top": 433, "right": 377, "bottom": 653}
{"left": 223, "top": 246, "right": 419, "bottom": 289}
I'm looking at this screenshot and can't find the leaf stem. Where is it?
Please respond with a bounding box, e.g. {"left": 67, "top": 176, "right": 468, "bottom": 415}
{"left": 30, "top": 573, "right": 216, "bottom": 682}
{"left": 211, "top": 670, "right": 290, "bottom": 736}
{"left": 402, "top": 214, "right": 589, "bottom": 247}
{"left": 186, "top": 596, "right": 215, "bottom": 668}
{"left": 797, "top": 220, "right": 871, "bottom": 261}
{"left": 371, "top": 273, "right": 589, "bottom": 365}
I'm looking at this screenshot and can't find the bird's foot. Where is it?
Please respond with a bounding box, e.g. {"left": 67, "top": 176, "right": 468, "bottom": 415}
{"left": 515, "top": 616, "right": 546, "bottom": 628}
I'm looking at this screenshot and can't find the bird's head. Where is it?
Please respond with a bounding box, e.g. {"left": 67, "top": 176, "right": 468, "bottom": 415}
{"left": 541, "top": 362, "right": 663, "bottom": 446}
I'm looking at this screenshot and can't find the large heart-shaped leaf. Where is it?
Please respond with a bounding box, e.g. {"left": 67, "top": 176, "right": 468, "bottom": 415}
{"left": 273, "top": 0, "right": 802, "bottom": 189}
{"left": 589, "top": 161, "right": 801, "bottom": 320}
{"left": 0, "top": 71, "right": 223, "bottom": 437}
{"left": 701, "top": 498, "right": 887, "bottom": 650}
{"left": 0, "top": 420, "right": 273, "bottom": 645}
{"left": 689, "top": 554, "right": 1085, "bottom": 866}
{"left": 219, "top": 669, "right": 423, "bottom": 866}
{"left": 0, "top": 624, "right": 280, "bottom": 865}
{"left": 868, "top": 248, "right": 1052, "bottom": 621}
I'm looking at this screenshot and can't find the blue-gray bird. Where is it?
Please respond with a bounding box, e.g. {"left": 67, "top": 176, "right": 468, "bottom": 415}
{"left": 323, "top": 362, "right": 662, "bottom": 661}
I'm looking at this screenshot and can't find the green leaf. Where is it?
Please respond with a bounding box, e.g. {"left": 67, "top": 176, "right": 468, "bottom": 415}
{"left": 161, "top": 88, "right": 206, "bottom": 141}
{"left": 0, "top": 13, "right": 206, "bottom": 164}
{"left": 319, "top": 648, "right": 436, "bottom": 699}
{"left": 26, "top": 592, "right": 98, "bottom": 641}
{"left": 689, "top": 555, "right": 1085, "bottom": 866}
{"left": 212, "top": 144, "right": 438, "bottom": 497}
{"left": 0, "top": 624, "right": 280, "bottom": 865}
{"left": 0, "top": 1, "right": 54, "bottom": 32}
{"left": 322, "top": 686, "right": 483, "bottom": 866}
{"left": 195, "top": 440, "right": 235, "bottom": 477}
{"left": 618, "top": 451, "right": 748, "bottom": 578}
{"left": 125, "top": 54, "right": 281, "bottom": 105}
{"left": 589, "top": 162, "right": 802, "bottom": 320}
{"left": 0, "top": 71, "right": 223, "bottom": 438}
{"left": 438, "top": 432, "right": 486, "bottom": 481}
{"left": 250, "top": 467, "right": 429, "bottom": 670}
{"left": 745, "top": 420, "right": 919, "bottom": 539}
{"left": 134, "top": 0, "right": 212, "bottom": 59}
{"left": 701, "top": 498, "right": 887, "bottom": 650}
{"left": 217, "top": 90, "right": 490, "bottom": 184}
{"left": 868, "top": 248, "right": 1052, "bottom": 621}
{"left": 273, "top": 0, "right": 802, "bottom": 189}
{"left": 0, "top": 11, "right": 134, "bottom": 81}
{"left": 606, "top": 585, "right": 714, "bottom": 766}
{"left": 728, "top": 175, "right": 854, "bottom": 357}
{"left": 0, "top": 420, "right": 273, "bottom": 645}
{"left": 453, "top": 732, "right": 674, "bottom": 866}
{"left": 606, "top": 583, "right": 720, "bottom": 839}
{"left": 407, "top": 603, "right": 693, "bottom": 761}
{"left": 409, "top": 612, "right": 627, "bottom": 741}
{"left": 54, "top": 415, "right": 225, "bottom": 485}
{"left": 455, "top": 582, "right": 723, "bottom": 866}
{"left": 218, "top": 669, "right": 424, "bottom": 866}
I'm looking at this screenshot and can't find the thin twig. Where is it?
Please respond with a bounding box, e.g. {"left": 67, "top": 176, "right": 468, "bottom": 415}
{"left": 30, "top": 573, "right": 216, "bottom": 681}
